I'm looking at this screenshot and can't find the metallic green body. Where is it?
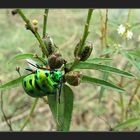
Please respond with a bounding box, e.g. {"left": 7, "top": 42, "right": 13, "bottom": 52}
{"left": 22, "top": 69, "right": 62, "bottom": 97}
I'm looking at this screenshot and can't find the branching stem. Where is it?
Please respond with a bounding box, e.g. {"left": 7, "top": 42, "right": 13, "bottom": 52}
{"left": 69, "top": 9, "right": 93, "bottom": 71}
{"left": 16, "top": 9, "right": 49, "bottom": 57}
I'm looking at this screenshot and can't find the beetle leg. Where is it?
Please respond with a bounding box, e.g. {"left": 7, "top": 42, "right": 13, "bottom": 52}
{"left": 58, "top": 76, "right": 63, "bottom": 104}
{"left": 25, "top": 68, "right": 36, "bottom": 73}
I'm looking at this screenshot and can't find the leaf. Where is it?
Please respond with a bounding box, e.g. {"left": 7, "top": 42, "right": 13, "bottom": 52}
{"left": 102, "top": 48, "right": 114, "bottom": 55}
{"left": 0, "top": 75, "right": 26, "bottom": 90}
{"left": 62, "top": 84, "right": 74, "bottom": 131}
{"left": 69, "top": 62, "right": 134, "bottom": 78}
{"left": 86, "top": 57, "right": 112, "bottom": 63}
{"left": 48, "top": 94, "right": 57, "bottom": 122}
{"left": 48, "top": 84, "right": 74, "bottom": 131}
{"left": 82, "top": 75, "right": 125, "bottom": 92}
{"left": 9, "top": 53, "right": 46, "bottom": 65}
{"left": 128, "top": 50, "right": 140, "bottom": 58}
{"left": 113, "top": 118, "right": 140, "bottom": 131}
{"left": 57, "top": 84, "right": 74, "bottom": 131}
{"left": 10, "top": 53, "right": 34, "bottom": 62}
{"left": 121, "top": 50, "right": 140, "bottom": 74}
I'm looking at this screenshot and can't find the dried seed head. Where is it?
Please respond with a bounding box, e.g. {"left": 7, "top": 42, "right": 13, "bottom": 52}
{"left": 65, "top": 71, "right": 82, "bottom": 86}
{"left": 48, "top": 53, "right": 64, "bottom": 69}
{"left": 74, "top": 41, "right": 93, "bottom": 61}
{"left": 43, "top": 34, "right": 57, "bottom": 56}
{"left": 80, "top": 42, "right": 93, "bottom": 61}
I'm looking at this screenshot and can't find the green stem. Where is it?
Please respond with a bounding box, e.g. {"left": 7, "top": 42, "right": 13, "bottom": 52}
{"left": 69, "top": 9, "right": 93, "bottom": 71}
{"left": 16, "top": 9, "right": 49, "bottom": 57}
{"left": 43, "top": 9, "right": 49, "bottom": 38}
{"left": 20, "top": 98, "right": 39, "bottom": 131}
{"left": 78, "top": 9, "right": 94, "bottom": 54}
{"left": 127, "top": 9, "right": 131, "bottom": 23}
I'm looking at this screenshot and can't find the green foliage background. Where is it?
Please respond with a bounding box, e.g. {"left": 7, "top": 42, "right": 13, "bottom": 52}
{"left": 0, "top": 9, "right": 140, "bottom": 131}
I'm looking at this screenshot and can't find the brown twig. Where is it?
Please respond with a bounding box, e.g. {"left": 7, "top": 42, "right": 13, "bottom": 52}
{"left": 125, "top": 82, "right": 140, "bottom": 118}
{"left": 0, "top": 81, "right": 13, "bottom": 131}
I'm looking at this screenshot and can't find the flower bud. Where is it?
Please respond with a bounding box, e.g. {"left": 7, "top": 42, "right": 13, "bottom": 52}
{"left": 43, "top": 34, "right": 57, "bottom": 56}
{"left": 80, "top": 42, "right": 93, "bottom": 61}
{"left": 32, "top": 19, "right": 38, "bottom": 25}
{"left": 48, "top": 53, "right": 64, "bottom": 69}
{"left": 65, "top": 71, "right": 82, "bottom": 86}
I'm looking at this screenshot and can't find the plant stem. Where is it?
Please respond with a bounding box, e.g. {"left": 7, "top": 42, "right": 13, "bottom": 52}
{"left": 0, "top": 87, "right": 13, "bottom": 131}
{"left": 104, "top": 9, "right": 108, "bottom": 48}
{"left": 99, "top": 9, "right": 109, "bottom": 102}
{"left": 16, "top": 9, "right": 49, "bottom": 57}
{"left": 69, "top": 9, "right": 93, "bottom": 71}
{"left": 99, "top": 10, "right": 104, "bottom": 49}
{"left": 20, "top": 98, "right": 39, "bottom": 131}
{"left": 43, "top": 9, "right": 49, "bottom": 38}
{"left": 125, "top": 82, "right": 140, "bottom": 118}
{"left": 78, "top": 9, "right": 94, "bottom": 54}
{"left": 127, "top": 9, "right": 131, "bottom": 23}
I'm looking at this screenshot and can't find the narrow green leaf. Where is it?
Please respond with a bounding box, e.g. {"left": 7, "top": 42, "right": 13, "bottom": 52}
{"left": 121, "top": 50, "right": 140, "bottom": 74}
{"left": 71, "top": 62, "right": 134, "bottom": 77}
{"left": 82, "top": 75, "right": 125, "bottom": 92}
{"left": 56, "top": 84, "right": 74, "bottom": 131}
{"left": 113, "top": 118, "right": 140, "bottom": 131}
{"left": 48, "top": 94, "right": 57, "bottom": 121}
{"left": 86, "top": 57, "right": 112, "bottom": 63}
{"left": 48, "top": 84, "right": 74, "bottom": 131}
{"left": 0, "top": 75, "right": 26, "bottom": 90}
{"left": 102, "top": 48, "right": 114, "bottom": 55}
{"left": 128, "top": 50, "right": 140, "bottom": 58}
{"left": 10, "top": 53, "right": 34, "bottom": 62}
{"left": 62, "top": 84, "right": 74, "bottom": 131}
{"left": 9, "top": 53, "right": 46, "bottom": 65}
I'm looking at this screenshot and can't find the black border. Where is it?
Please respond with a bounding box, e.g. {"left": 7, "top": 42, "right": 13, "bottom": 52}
{"left": 0, "top": 132, "right": 140, "bottom": 140}
{"left": 0, "top": 0, "right": 140, "bottom": 8}
{"left": 1, "top": 0, "right": 140, "bottom": 140}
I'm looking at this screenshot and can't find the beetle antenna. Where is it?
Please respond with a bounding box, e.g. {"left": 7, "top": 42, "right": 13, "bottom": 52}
{"left": 27, "top": 61, "right": 38, "bottom": 68}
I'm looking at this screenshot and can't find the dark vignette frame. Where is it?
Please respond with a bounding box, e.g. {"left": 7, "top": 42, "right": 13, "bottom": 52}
{"left": 0, "top": 0, "right": 140, "bottom": 140}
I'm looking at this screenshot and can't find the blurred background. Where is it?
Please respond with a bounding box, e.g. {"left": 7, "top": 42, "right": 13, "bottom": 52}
{"left": 0, "top": 9, "right": 140, "bottom": 131}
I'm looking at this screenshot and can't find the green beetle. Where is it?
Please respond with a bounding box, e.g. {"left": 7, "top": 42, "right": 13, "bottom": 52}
{"left": 22, "top": 67, "right": 63, "bottom": 98}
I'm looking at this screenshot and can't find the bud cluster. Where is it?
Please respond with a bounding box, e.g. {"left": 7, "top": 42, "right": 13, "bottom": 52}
{"left": 48, "top": 53, "right": 65, "bottom": 69}
{"left": 74, "top": 41, "right": 93, "bottom": 61}
{"left": 43, "top": 34, "right": 57, "bottom": 56}
{"left": 65, "top": 71, "right": 82, "bottom": 86}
